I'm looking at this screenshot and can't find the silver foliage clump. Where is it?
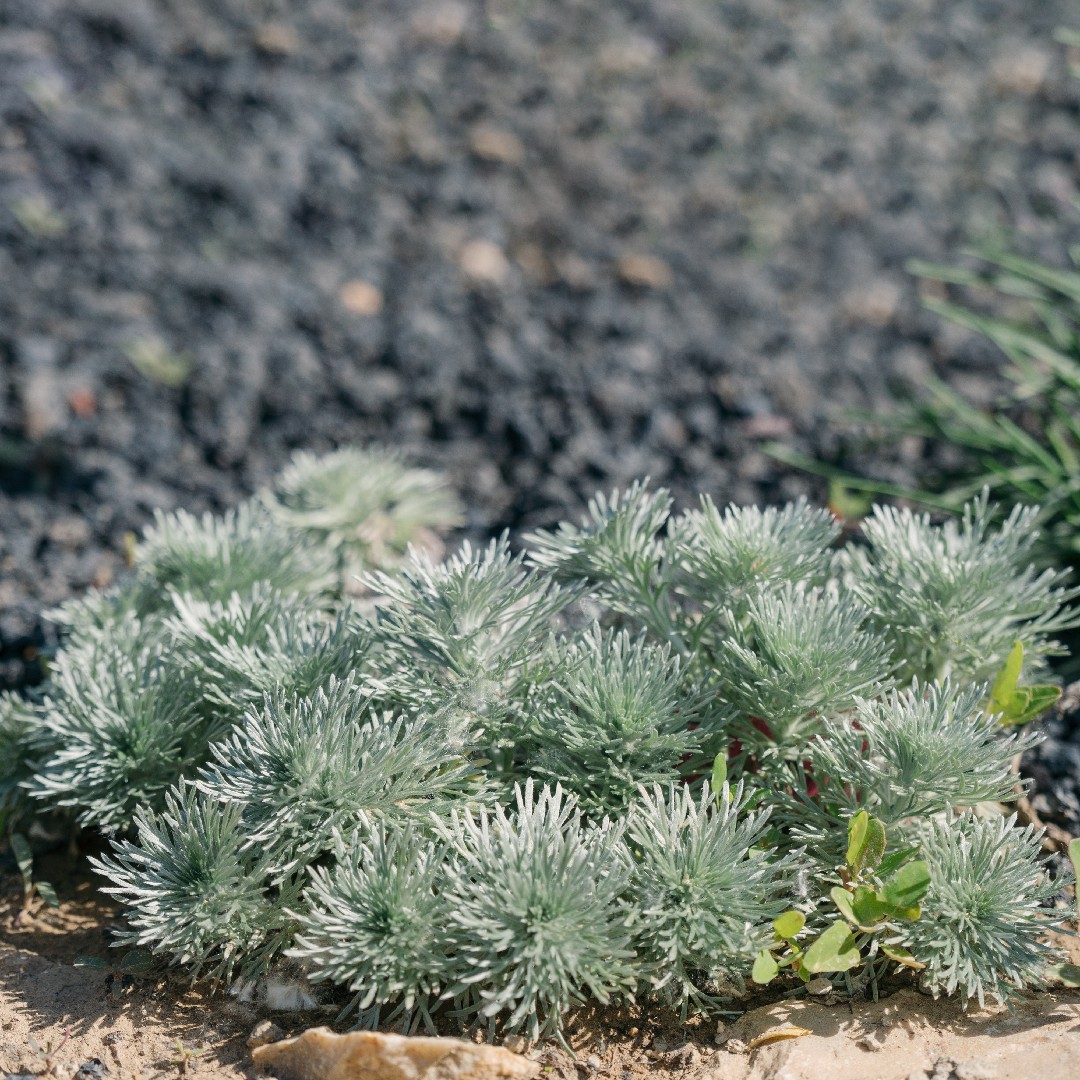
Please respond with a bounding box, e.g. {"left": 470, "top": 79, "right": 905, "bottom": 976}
{"left": 361, "top": 537, "right": 578, "bottom": 776}
{"left": 29, "top": 618, "right": 208, "bottom": 832}
{"left": 810, "top": 682, "right": 1038, "bottom": 829}
{"left": 838, "top": 496, "right": 1080, "bottom": 683}
{"left": 197, "top": 675, "right": 484, "bottom": 877}
{"left": 5, "top": 456, "right": 1078, "bottom": 1039}
{"left": 669, "top": 497, "right": 839, "bottom": 617}
{"left": 891, "top": 813, "right": 1066, "bottom": 1006}
{"left": 266, "top": 447, "right": 464, "bottom": 574}
{"left": 291, "top": 821, "right": 454, "bottom": 1031}
{"left": 627, "top": 783, "right": 789, "bottom": 1015}
{"left": 92, "top": 783, "right": 301, "bottom": 983}
{"left": 527, "top": 628, "right": 708, "bottom": 815}
{"left": 434, "top": 781, "right": 638, "bottom": 1043}
{"left": 137, "top": 503, "right": 338, "bottom": 609}
{"left": 714, "top": 582, "right": 893, "bottom": 755}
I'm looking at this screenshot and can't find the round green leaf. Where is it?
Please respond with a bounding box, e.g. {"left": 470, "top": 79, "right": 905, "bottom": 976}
{"left": 773, "top": 910, "right": 805, "bottom": 940}
{"left": 801, "top": 921, "right": 861, "bottom": 975}
{"left": 882, "top": 860, "right": 930, "bottom": 911}
{"left": 752, "top": 949, "right": 780, "bottom": 985}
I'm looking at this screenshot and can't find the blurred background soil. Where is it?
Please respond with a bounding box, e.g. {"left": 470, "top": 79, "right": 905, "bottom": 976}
{"left": 1, "top": 0, "right": 1079, "bottom": 679}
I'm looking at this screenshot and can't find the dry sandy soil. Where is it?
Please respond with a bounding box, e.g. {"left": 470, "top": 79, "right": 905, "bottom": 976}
{"left": 2, "top": 852, "right": 1079, "bottom": 1080}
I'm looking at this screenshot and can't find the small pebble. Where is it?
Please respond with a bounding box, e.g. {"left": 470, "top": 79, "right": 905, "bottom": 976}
{"left": 411, "top": 2, "right": 469, "bottom": 46}
{"left": 596, "top": 36, "right": 661, "bottom": 76}
{"left": 458, "top": 240, "right": 511, "bottom": 287}
{"left": 253, "top": 23, "right": 300, "bottom": 55}
{"left": 991, "top": 47, "right": 1049, "bottom": 94}
{"left": 554, "top": 252, "right": 596, "bottom": 290}
{"left": 339, "top": 280, "right": 384, "bottom": 316}
{"left": 843, "top": 278, "right": 902, "bottom": 326}
{"left": 469, "top": 126, "right": 525, "bottom": 166}
{"left": 615, "top": 253, "right": 673, "bottom": 289}
{"left": 247, "top": 1020, "right": 284, "bottom": 1049}
{"left": 806, "top": 977, "right": 833, "bottom": 996}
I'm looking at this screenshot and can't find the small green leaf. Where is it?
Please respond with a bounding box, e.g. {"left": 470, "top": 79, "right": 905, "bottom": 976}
{"left": 851, "top": 886, "right": 891, "bottom": 927}
{"left": 891, "top": 904, "right": 922, "bottom": 923}
{"left": 710, "top": 755, "right": 727, "bottom": 803}
{"left": 987, "top": 641, "right": 1061, "bottom": 726}
{"left": 846, "top": 812, "right": 886, "bottom": 877}
{"left": 881, "top": 860, "right": 930, "bottom": 912}
{"left": 120, "top": 949, "right": 156, "bottom": 975}
{"left": 752, "top": 949, "right": 780, "bottom": 985}
{"left": 989, "top": 640, "right": 1024, "bottom": 715}
{"left": 880, "top": 943, "right": 926, "bottom": 970}
{"left": 1001, "top": 685, "right": 1061, "bottom": 726}
{"left": 73, "top": 956, "right": 109, "bottom": 970}
{"left": 874, "top": 845, "right": 921, "bottom": 879}
{"left": 801, "top": 921, "right": 862, "bottom": 975}
{"left": 773, "top": 910, "right": 805, "bottom": 940}
{"left": 846, "top": 811, "right": 869, "bottom": 871}
{"left": 9, "top": 833, "right": 33, "bottom": 883}
{"left": 831, "top": 887, "right": 857, "bottom": 925}
{"left": 35, "top": 880, "right": 59, "bottom": 908}
{"left": 861, "top": 817, "right": 887, "bottom": 873}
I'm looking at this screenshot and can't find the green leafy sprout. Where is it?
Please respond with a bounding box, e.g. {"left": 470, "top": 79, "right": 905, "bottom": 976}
{"left": 9, "top": 832, "right": 59, "bottom": 927}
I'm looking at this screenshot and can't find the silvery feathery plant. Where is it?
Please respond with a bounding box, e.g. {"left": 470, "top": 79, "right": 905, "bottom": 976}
{"left": 265, "top": 447, "right": 464, "bottom": 579}
{"left": 4, "top": 450, "right": 1079, "bottom": 1042}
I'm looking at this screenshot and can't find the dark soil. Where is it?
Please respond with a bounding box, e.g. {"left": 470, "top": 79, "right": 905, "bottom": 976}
{"left": 2, "top": 2, "right": 1080, "bottom": 819}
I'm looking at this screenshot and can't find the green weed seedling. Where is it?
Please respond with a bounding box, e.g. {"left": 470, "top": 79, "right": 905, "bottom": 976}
{"left": 752, "top": 812, "right": 929, "bottom": 989}
{"left": 26, "top": 1030, "right": 71, "bottom": 1077}
{"left": 9, "top": 833, "right": 59, "bottom": 927}
{"left": 987, "top": 641, "right": 1061, "bottom": 727}
{"left": 74, "top": 949, "right": 157, "bottom": 1001}
{"left": 168, "top": 1039, "right": 207, "bottom": 1077}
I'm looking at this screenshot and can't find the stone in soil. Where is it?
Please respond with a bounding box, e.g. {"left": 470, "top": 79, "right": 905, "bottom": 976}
{"left": 251, "top": 1028, "right": 539, "bottom": 1080}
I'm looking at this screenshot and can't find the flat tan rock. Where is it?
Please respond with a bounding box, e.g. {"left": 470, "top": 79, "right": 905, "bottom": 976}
{"left": 251, "top": 1027, "right": 539, "bottom": 1080}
